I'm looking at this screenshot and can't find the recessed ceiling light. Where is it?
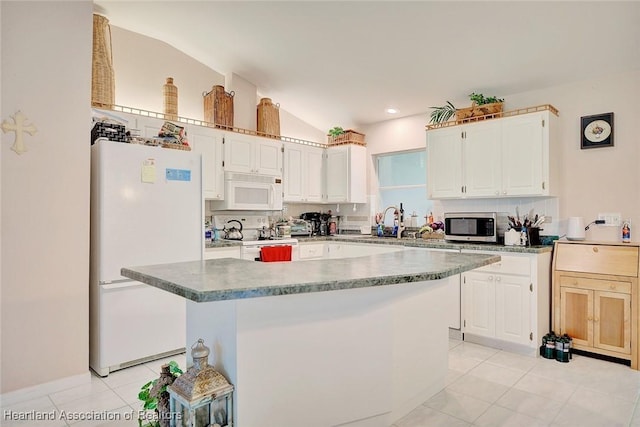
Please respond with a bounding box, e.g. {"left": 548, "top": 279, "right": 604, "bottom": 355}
{"left": 385, "top": 108, "right": 398, "bottom": 114}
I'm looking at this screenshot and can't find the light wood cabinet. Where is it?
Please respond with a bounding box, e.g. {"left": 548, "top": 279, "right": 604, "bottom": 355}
{"left": 553, "top": 241, "right": 639, "bottom": 368}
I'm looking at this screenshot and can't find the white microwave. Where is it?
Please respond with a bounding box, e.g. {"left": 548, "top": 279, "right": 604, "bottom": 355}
{"left": 212, "top": 172, "right": 283, "bottom": 211}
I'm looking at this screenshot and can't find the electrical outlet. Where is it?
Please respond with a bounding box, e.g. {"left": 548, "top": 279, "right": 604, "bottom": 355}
{"left": 597, "top": 212, "right": 621, "bottom": 226}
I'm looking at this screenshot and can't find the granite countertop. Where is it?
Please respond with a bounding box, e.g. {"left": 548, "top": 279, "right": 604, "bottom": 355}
{"left": 122, "top": 249, "right": 500, "bottom": 303}
{"left": 205, "top": 235, "right": 552, "bottom": 254}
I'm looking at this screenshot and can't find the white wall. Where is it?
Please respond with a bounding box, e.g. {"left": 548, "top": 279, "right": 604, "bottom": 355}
{"left": 363, "top": 70, "right": 639, "bottom": 241}
{"left": 111, "top": 26, "right": 225, "bottom": 121}
{"left": 1, "top": 1, "right": 92, "bottom": 392}
{"left": 111, "top": 27, "right": 326, "bottom": 143}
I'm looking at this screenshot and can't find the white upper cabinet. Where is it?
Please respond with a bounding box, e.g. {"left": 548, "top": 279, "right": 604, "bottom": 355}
{"left": 223, "top": 133, "right": 283, "bottom": 177}
{"left": 426, "top": 109, "right": 557, "bottom": 199}
{"left": 283, "top": 142, "right": 324, "bottom": 203}
{"left": 501, "top": 111, "right": 551, "bottom": 196}
{"left": 463, "top": 120, "right": 502, "bottom": 197}
{"left": 189, "top": 126, "right": 224, "bottom": 200}
{"left": 426, "top": 126, "right": 463, "bottom": 199}
{"left": 426, "top": 121, "right": 501, "bottom": 198}
{"left": 325, "top": 144, "right": 367, "bottom": 203}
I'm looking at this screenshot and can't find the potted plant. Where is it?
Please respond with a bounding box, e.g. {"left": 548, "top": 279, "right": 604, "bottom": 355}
{"left": 468, "top": 92, "right": 504, "bottom": 106}
{"left": 457, "top": 92, "right": 505, "bottom": 121}
{"left": 138, "top": 361, "right": 183, "bottom": 427}
{"left": 328, "top": 126, "right": 345, "bottom": 137}
{"left": 429, "top": 101, "right": 457, "bottom": 125}
{"left": 327, "top": 127, "right": 366, "bottom": 146}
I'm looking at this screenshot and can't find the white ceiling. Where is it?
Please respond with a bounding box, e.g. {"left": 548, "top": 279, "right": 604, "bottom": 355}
{"left": 94, "top": 1, "right": 640, "bottom": 132}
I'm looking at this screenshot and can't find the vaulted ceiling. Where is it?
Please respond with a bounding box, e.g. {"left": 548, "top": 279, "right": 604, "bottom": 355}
{"left": 94, "top": 1, "right": 640, "bottom": 132}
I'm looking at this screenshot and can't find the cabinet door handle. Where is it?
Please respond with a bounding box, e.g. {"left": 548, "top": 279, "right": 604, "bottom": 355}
{"left": 610, "top": 284, "right": 616, "bottom": 290}
{"left": 593, "top": 247, "right": 599, "bottom": 253}
{"left": 496, "top": 276, "right": 501, "bottom": 282}
{"left": 594, "top": 317, "right": 600, "bottom": 322}
{"left": 587, "top": 316, "right": 593, "bottom": 321}
{"left": 488, "top": 276, "right": 494, "bottom": 281}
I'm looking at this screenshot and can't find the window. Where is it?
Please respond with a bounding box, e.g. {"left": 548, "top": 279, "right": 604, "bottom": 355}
{"left": 375, "top": 150, "right": 433, "bottom": 224}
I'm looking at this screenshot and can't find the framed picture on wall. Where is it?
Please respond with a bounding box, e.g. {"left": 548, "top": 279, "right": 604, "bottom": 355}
{"left": 581, "top": 112, "right": 614, "bottom": 149}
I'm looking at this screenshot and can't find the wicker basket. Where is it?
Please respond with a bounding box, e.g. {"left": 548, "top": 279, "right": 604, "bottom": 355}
{"left": 91, "top": 14, "right": 115, "bottom": 109}
{"left": 327, "top": 129, "right": 366, "bottom": 146}
{"left": 456, "top": 102, "right": 504, "bottom": 122}
{"left": 203, "top": 85, "right": 234, "bottom": 129}
{"left": 163, "top": 77, "right": 178, "bottom": 120}
{"left": 257, "top": 98, "right": 281, "bottom": 138}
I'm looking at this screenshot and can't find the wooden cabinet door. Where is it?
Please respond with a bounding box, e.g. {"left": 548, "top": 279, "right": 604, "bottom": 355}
{"left": 462, "top": 272, "right": 495, "bottom": 337}
{"left": 495, "top": 275, "right": 531, "bottom": 345}
{"left": 560, "top": 286, "right": 593, "bottom": 348}
{"left": 426, "top": 127, "right": 463, "bottom": 199}
{"left": 594, "top": 290, "right": 631, "bottom": 354}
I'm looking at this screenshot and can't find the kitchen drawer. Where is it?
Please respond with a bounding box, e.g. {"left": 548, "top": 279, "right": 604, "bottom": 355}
{"left": 558, "top": 274, "right": 632, "bottom": 294}
{"left": 300, "top": 243, "right": 325, "bottom": 259}
{"left": 473, "top": 254, "right": 530, "bottom": 276}
{"left": 555, "top": 243, "right": 639, "bottom": 277}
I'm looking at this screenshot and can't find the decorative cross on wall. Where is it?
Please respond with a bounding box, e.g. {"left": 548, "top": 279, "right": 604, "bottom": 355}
{"left": 2, "top": 111, "right": 38, "bottom": 155}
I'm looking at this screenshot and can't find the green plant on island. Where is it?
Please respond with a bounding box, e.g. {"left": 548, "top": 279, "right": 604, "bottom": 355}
{"left": 428, "top": 101, "right": 457, "bottom": 125}
{"left": 468, "top": 92, "right": 504, "bottom": 105}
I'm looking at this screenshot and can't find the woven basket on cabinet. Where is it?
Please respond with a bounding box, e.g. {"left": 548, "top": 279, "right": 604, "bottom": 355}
{"left": 91, "top": 14, "right": 115, "bottom": 109}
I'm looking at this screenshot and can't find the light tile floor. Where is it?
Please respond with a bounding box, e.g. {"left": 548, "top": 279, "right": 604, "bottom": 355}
{"left": 3, "top": 340, "right": 640, "bottom": 426}
{"left": 394, "top": 339, "right": 640, "bottom": 427}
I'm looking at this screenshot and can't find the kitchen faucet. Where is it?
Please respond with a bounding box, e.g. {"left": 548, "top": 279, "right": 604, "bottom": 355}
{"left": 382, "top": 203, "right": 405, "bottom": 239}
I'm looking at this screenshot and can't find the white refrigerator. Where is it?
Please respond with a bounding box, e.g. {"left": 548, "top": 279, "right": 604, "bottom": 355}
{"left": 90, "top": 140, "right": 202, "bottom": 376}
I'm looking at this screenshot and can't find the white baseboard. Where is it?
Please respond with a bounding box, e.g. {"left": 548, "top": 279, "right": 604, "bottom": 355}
{"left": 463, "top": 333, "right": 537, "bottom": 357}
{"left": 0, "top": 372, "right": 91, "bottom": 408}
{"left": 449, "top": 328, "right": 462, "bottom": 340}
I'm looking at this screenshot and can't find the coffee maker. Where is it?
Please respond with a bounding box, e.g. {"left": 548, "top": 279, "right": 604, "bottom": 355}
{"left": 300, "top": 212, "right": 335, "bottom": 236}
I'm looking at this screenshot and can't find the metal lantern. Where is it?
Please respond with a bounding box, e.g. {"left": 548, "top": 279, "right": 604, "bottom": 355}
{"left": 168, "top": 339, "right": 234, "bottom": 427}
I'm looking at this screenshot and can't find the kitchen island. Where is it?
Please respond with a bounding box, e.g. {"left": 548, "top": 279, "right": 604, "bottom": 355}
{"left": 122, "top": 250, "right": 500, "bottom": 427}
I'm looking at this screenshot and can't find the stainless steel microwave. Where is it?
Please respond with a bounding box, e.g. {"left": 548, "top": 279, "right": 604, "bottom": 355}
{"left": 444, "top": 212, "right": 509, "bottom": 243}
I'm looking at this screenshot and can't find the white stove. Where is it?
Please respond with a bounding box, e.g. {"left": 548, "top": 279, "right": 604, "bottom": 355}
{"left": 212, "top": 214, "right": 270, "bottom": 241}
{"left": 211, "top": 214, "right": 299, "bottom": 260}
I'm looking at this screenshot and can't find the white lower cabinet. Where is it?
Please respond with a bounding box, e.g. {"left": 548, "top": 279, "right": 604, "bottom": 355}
{"left": 461, "top": 250, "right": 551, "bottom": 351}
{"left": 299, "top": 243, "right": 326, "bottom": 260}
{"left": 204, "top": 247, "right": 241, "bottom": 260}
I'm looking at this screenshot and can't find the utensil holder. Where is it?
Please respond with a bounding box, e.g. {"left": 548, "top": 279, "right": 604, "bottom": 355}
{"left": 527, "top": 227, "right": 542, "bottom": 246}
